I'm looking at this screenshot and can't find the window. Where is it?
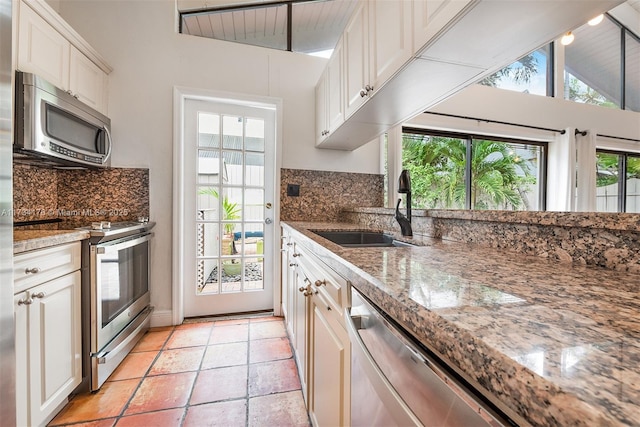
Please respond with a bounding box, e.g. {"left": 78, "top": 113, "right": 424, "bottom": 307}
{"left": 479, "top": 44, "right": 553, "bottom": 96}
{"left": 596, "top": 150, "right": 640, "bottom": 213}
{"left": 564, "top": 14, "right": 639, "bottom": 112}
{"left": 402, "top": 129, "right": 546, "bottom": 211}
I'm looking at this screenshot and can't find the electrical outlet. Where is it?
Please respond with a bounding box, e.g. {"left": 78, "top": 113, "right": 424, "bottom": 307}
{"left": 287, "top": 184, "right": 300, "bottom": 197}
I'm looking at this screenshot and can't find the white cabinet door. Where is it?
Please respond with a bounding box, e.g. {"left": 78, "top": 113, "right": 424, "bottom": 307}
{"left": 292, "top": 265, "right": 309, "bottom": 401}
{"left": 15, "top": 271, "right": 82, "bottom": 427}
{"left": 17, "top": 1, "right": 110, "bottom": 114}
{"left": 413, "top": 0, "right": 475, "bottom": 55}
{"left": 17, "top": 2, "right": 70, "bottom": 90}
{"left": 343, "top": 2, "right": 369, "bottom": 119}
{"left": 368, "top": 0, "right": 413, "bottom": 92}
{"left": 327, "top": 37, "right": 344, "bottom": 134}
{"left": 315, "top": 69, "right": 329, "bottom": 144}
{"left": 70, "top": 47, "right": 108, "bottom": 114}
{"left": 309, "top": 293, "right": 350, "bottom": 427}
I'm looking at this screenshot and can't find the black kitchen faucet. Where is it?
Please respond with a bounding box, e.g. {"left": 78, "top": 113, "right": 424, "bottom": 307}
{"left": 395, "top": 169, "right": 412, "bottom": 237}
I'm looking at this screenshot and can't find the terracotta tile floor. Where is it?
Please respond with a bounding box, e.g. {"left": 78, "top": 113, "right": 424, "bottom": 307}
{"left": 49, "top": 316, "right": 310, "bottom": 427}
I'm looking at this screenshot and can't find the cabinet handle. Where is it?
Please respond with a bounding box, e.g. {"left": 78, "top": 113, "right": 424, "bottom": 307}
{"left": 287, "top": 242, "right": 293, "bottom": 246}
{"left": 289, "top": 263, "right": 297, "bottom": 267}
{"left": 292, "top": 253, "right": 300, "bottom": 257}
{"left": 17, "top": 296, "right": 32, "bottom": 306}
{"left": 314, "top": 279, "right": 326, "bottom": 287}
{"left": 327, "top": 306, "right": 332, "bottom": 311}
{"left": 24, "top": 267, "right": 40, "bottom": 274}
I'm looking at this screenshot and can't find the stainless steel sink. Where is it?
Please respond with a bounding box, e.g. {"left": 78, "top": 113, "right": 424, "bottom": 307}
{"left": 312, "top": 231, "right": 414, "bottom": 247}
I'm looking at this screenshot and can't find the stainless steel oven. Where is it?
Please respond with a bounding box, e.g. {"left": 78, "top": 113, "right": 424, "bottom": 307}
{"left": 83, "top": 221, "right": 155, "bottom": 391}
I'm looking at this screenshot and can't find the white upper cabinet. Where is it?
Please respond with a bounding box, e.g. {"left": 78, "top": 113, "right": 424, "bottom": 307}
{"left": 69, "top": 47, "right": 107, "bottom": 112}
{"left": 412, "top": 0, "right": 474, "bottom": 53}
{"left": 368, "top": 0, "right": 413, "bottom": 92}
{"left": 316, "top": 37, "right": 344, "bottom": 145}
{"left": 317, "top": 0, "right": 624, "bottom": 151}
{"left": 17, "top": 3, "right": 70, "bottom": 89}
{"left": 327, "top": 39, "right": 344, "bottom": 136}
{"left": 16, "top": 0, "right": 112, "bottom": 114}
{"left": 343, "top": 2, "right": 369, "bottom": 119}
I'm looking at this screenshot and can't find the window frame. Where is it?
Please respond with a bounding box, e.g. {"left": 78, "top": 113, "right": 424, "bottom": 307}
{"left": 402, "top": 127, "right": 548, "bottom": 211}
{"left": 596, "top": 148, "right": 640, "bottom": 212}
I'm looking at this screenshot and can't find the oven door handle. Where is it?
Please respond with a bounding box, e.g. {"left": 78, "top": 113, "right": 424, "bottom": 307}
{"left": 96, "top": 232, "right": 154, "bottom": 254}
{"left": 93, "top": 305, "right": 153, "bottom": 363}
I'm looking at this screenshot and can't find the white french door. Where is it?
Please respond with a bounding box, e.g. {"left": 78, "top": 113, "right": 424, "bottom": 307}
{"left": 181, "top": 98, "right": 275, "bottom": 317}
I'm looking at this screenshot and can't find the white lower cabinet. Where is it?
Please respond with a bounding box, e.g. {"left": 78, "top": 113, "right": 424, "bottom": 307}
{"left": 14, "top": 243, "right": 82, "bottom": 427}
{"left": 281, "top": 227, "right": 350, "bottom": 426}
{"left": 309, "top": 291, "right": 350, "bottom": 427}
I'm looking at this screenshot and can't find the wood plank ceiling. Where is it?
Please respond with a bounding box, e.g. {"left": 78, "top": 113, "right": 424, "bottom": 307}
{"left": 180, "top": 0, "right": 358, "bottom": 54}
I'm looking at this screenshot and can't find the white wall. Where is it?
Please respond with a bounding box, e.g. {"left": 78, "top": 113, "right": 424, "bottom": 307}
{"left": 57, "top": 0, "right": 380, "bottom": 321}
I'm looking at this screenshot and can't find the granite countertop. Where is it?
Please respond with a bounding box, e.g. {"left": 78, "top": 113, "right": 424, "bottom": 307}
{"left": 14, "top": 229, "right": 90, "bottom": 254}
{"left": 282, "top": 221, "right": 640, "bottom": 427}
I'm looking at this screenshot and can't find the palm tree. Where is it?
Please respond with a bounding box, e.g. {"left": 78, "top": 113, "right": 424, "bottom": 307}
{"left": 403, "top": 135, "right": 534, "bottom": 210}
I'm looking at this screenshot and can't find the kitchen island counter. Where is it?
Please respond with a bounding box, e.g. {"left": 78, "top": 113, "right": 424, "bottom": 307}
{"left": 282, "top": 221, "right": 640, "bottom": 427}
{"left": 14, "top": 229, "right": 90, "bottom": 254}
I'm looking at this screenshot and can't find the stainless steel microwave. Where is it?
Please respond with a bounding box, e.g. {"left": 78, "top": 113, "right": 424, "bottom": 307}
{"left": 14, "top": 71, "right": 111, "bottom": 168}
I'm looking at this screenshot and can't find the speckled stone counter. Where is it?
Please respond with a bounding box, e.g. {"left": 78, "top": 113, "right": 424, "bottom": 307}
{"left": 14, "top": 230, "right": 90, "bottom": 254}
{"left": 282, "top": 221, "right": 640, "bottom": 427}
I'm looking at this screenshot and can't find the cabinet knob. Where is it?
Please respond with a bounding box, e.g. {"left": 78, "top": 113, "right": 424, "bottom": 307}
{"left": 17, "top": 297, "right": 32, "bottom": 306}
{"left": 359, "top": 89, "right": 367, "bottom": 97}
{"left": 292, "top": 253, "right": 300, "bottom": 257}
{"left": 32, "top": 292, "right": 45, "bottom": 299}
{"left": 314, "top": 279, "right": 326, "bottom": 287}
{"left": 24, "top": 267, "right": 40, "bottom": 275}
{"left": 289, "top": 263, "right": 297, "bottom": 267}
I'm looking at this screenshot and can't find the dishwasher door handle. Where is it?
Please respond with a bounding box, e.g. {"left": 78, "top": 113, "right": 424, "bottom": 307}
{"left": 346, "top": 309, "right": 423, "bottom": 427}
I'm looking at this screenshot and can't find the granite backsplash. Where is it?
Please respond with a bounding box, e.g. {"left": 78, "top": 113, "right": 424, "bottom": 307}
{"left": 344, "top": 208, "right": 640, "bottom": 273}
{"left": 280, "top": 168, "right": 383, "bottom": 222}
{"left": 13, "top": 164, "right": 149, "bottom": 228}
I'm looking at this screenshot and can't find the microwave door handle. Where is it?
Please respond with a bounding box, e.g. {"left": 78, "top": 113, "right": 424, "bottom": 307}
{"left": 101, "top": 126, "right": 113, "bottom": 164}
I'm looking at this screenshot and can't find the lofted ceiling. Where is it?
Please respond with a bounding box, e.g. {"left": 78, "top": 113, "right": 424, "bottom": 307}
{"left": 179, "top": 0, "right": 358, "bottom": 55}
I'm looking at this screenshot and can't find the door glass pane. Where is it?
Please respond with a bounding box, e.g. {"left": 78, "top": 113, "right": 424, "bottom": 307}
{"left": 197, "top": 187, "right": 220, "bottom": 220}
{"left": 223, "top": 151, "right": 243, "bottom": 185}
{"left": 223, "top": 115, "right": 243, "bottom": 149}
{"left": 198, "top": 259, "right": 220, "bottom": 294}
{"left": 471, "top": 140, "right": 542, "bottom": 211}
{"left": 626, "top": 155, "right": 640, "bottom": 213}
{"left": 244, "top": 189, "right": 264, "bottom": 221}
{"left": 198, "top": 113, "right": 220, "bottom": 147}
{"left": 245, "top": 117, "right": 265, "bottom": 152}
{"left": 246, "top": 153, "right": 264, "bottom": 186}
{"left": 198, "top": 223, "right": 221, "bottom": 257}
{"left": 221, "top": 257, "right": 243, "bottom": 293}
{"left": 596, "top": 152, "right": 620, "bottom": 212}
{"left": 198, "top": 150, "right": 221, "bottom": 184}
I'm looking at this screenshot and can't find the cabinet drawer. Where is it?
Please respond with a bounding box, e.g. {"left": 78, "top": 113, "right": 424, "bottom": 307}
{"left": 14, "top": 242, "right": 81, "bottom": 293}
{"left": 295, "top": 244, "right": 349, "bottom": 313}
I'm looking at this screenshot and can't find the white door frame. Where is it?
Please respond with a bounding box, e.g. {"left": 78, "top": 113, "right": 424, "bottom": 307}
{"left": 172, "top": 86, "right": 283, "bottom": 325}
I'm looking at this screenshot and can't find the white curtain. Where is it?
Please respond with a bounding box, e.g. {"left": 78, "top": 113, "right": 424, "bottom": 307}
{"left": 547, "top": 127, "right": 576, "bottom": 211}
{"left": 575, "top": 130, "right": 597, "bottom": 212}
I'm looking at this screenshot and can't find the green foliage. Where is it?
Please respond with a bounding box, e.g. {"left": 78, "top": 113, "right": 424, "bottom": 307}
{"left": 566, "top": 74, "right": 617, "bottom": 108}
{"left": 403, "top": 135, "right": 537, "bottom": 210}
{"left": 480, "top": 53, "right": 538, "bottom": 87}
{"left": 198, "top": 187, "right": 241, "bottom": 234}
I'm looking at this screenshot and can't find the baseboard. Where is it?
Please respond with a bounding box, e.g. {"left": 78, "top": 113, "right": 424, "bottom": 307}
{"left": 150, "top": 309, "right": 174, "bottom": 327}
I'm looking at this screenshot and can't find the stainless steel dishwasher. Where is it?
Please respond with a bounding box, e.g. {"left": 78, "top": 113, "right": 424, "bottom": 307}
{"left": 347, "top": 287, "right": 514, "bottom": 427}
